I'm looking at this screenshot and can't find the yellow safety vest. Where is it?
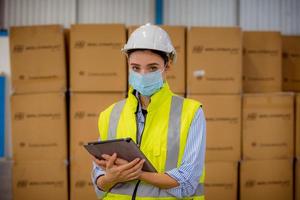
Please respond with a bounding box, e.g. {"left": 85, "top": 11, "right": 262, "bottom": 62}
{"left": 98, "top": 83, "right": 205, "bottom": 200}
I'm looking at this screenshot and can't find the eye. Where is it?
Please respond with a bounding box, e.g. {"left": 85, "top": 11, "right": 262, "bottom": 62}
{"left": 149, "top": 66, "right": 158, "bottom": 72}
{"left": 131, "top": 66, "right": 140, "bottom": 72}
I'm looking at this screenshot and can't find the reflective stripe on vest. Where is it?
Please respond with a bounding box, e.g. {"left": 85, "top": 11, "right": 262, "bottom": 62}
{"left": 110, "top": 181, "right": 204, "bottom": 197}
{"left": 108, "top": 99, "right": 126, "bottom": 139}
{"left": 107, "top": 95, "right": 204, "bottom": 197}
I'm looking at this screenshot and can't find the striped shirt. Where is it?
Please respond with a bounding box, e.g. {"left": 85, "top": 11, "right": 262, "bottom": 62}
{"left": 91, "top": 95, "right": 206, "bottom": 198}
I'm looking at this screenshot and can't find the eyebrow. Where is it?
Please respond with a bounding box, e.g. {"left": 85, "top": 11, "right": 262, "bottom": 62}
{"left": 130, "top": 62, "right": 160, "bottom": 66}
{"left": 147, "top": 63, "right": 160, "bottom": 66}
{"left": 130, "top": 63, "right": 140, "bottom": 66}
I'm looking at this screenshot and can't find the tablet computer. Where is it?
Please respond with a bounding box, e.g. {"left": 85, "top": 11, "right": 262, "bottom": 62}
{"left": 84, "top": 137, "right": 157, "bottom": 172}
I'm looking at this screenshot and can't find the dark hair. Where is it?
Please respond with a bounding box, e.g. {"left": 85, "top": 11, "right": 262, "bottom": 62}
{"left": 127, "top": 49, "right": 169, "bottom": 65}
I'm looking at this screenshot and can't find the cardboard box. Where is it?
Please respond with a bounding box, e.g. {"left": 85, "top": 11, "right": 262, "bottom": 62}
{"left": 70, "top": 92, "right": 125, "bottom": 160}
{"left": 70, "top": 24, "right": 127, "bottom": 92}
{"left": 127, "top": 25, "right": 186, "bottom": 94}
{"left": 0, "top": 159, "right": 12, "bottom": 200}
{"left": 240, "top": 159, "right": 293, "bottom": 200}
{"left": 11, "top": 93, "right": 67, "bottom": 161}
{"left": 188, "top": 94, "right": 241, "bottom": 161}
{"left": 205, "top": 161, "right": 238, "bottom": 200}
{"left": 70, "top": 159, "right": 95, "bottom": 200}
{"left": 161, "top": 26, "right": 186, "bottom": 94}
{"left": 10, "top": 25, "right": 66, "bottom": 94}
{"left": 243, "top": 32, "right": 282, "bottom": 93}
{"left": 296, "top": 94, "right": 300, "bottom": 159}
{"left": 13, "top": 160, "right": 68, "bottom": 200}
{"left": 242, "top": 93, "right": 294, "bottom": 160}
{"left": 296, "top": 159, "right": 300, "bottom": 200}
{"left": 282, "top": 36, "right": 300, "bottom": 92}
{"left": 187, "top": 27, "right": 242, "bottom": 94}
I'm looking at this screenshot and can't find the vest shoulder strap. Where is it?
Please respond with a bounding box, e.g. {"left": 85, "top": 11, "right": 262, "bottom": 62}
{"left": 108, "top": 99, "right": 126, "bottom": 139}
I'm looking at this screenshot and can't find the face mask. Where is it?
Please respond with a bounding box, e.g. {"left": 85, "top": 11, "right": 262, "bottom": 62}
{"left": 129, "top": 69, "right": 164, "bottom": 96}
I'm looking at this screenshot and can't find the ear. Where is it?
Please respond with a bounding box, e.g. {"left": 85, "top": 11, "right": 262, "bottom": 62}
{"left": 165, "top": 61, "right": 172, "bottom": 71}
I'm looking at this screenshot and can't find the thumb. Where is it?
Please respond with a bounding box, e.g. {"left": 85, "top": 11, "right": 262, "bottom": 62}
{"left": 106, "top": 153, "right": 117, "bottom": 169}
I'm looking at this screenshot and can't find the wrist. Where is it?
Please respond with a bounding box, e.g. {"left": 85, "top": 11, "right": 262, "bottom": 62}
{"left": 97, "top": 175, "right": 117, "bottom": 191}
{"left": 139, "top": 171, "right": 150, "bottom": 182}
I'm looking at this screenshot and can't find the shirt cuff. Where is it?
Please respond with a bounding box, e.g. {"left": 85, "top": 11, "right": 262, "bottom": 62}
{"left": 93, "top": 175, "right": 108, "bottom": 199}
{"left": 91, "top": 168, "right": 106, "bottom": 198}
{"left": 164, "top": 168, "right": 184, "bottom": 198}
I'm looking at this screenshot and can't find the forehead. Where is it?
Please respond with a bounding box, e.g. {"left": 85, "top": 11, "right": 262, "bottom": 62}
{"left": 128, "top": 50, "right": 164, "bottom": 64}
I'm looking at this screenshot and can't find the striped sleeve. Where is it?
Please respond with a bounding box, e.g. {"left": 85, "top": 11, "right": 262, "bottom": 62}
{"left": 165, "top": 108, "right": 206, "bottom": 198}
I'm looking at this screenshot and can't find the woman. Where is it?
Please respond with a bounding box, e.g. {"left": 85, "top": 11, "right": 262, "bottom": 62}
{"left": 91, "top": 24, "right": 206, "bottom": 200}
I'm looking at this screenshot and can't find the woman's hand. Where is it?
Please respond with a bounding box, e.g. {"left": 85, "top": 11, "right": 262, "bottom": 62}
{"left": 93, "top": 153, "right": 145, "bottom": 191}
{"left": 92, "top": 154, "right": 129, "bottom": 170}
{"left": 104, "top": 153, "right": 145, "bottom": 183}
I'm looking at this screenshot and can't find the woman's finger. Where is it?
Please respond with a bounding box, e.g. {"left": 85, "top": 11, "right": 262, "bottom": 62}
{"left": 118, "top": 158, "right": 140, "bottom": 171}
{"left": 106, "top": 153, "right": 117, "bottom": 169}
{"left": 124, "top": 159, "right": 145, "bottom": 175}
{"left": 115, "top": 158, "right": 129, "bottom": 165}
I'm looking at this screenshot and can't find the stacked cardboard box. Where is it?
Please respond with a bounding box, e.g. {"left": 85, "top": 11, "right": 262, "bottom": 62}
{"left": 9, "top": 25, "right": 68, "bottom": 200}
{"left": 243, "top": 32, "right": 282, "bottom": 93}
{"left": 187, "top": 27, "right": 242, "bottom": 200}
{"left": 241, "top": 31, "right": 294, "bottom": 200}
{"left": 240, "top": 159, "right": 293, "bottom": 200}
{"left": 282, "top": 36, "right": 300, "bottom": 92}
{"left": 69, "top": 93, "right": 124, "bottom": 200}
{"left": 242, "top": 93, "right": 294, "bottom": 160}
{"left": 69, "top": 24, "right": 127, "bottom": 200}
{"left": 187, "top": 27, "right": 242, "bottom": 94}
{"left": 70, "top": 24, "right": 126, "bottom": 92}
{"left": 10, "top": 25, "right": 67, "bottom": 94}
{"left": 283, "top": 37, "right": 300, "bottom": 200}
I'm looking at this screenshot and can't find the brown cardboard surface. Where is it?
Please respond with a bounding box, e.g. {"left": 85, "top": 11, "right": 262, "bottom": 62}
{"left": 296, "top": 94, "right": 300, "bottom": 159}
{"left": 240, "top": 159, "right": 293, "bottom": 200}
{"left": 161, "top": 25, "right": 186, "bottom": 94}
{"left": 282, "top": 36, "right": 300, "bottom": 92}
{"left": 13, "top": 160, "right": 68, "bottom": 200}
{"left": 70, "top": 159, "right": 95, "bottom": 200}
{"left": 205, "top": 161, "right": 238, "bottom": 200}
{"left": 11, "top": 93, "right": 67, "bottom": 161}
{"left": 70, "top": 24, "right": 127, "bottom": 92}
{"left": 188, "top": 94, "right": 241, "bottom": 161}
{"left": 243, "top": 31, "right": 282, "bottom": 93}
{"left": 127, "top": 25, "right": 186, "bottom": 94}
{"left": 70, "top": 92, "right": 125, "bottom": 160}
{"left": 187, "top": 27, "right": 242, "bottom": 94}
{"left": 296, "top": 159, "right": 300, "bottom": 200}
{"left": 10, "top": 25, "right": 66, "bottom": 94}
{"left": 242, "top": 93, "right": 294, "bottom": 160}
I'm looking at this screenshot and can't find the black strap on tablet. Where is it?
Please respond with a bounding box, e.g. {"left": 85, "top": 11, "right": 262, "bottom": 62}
{"left": 131, "top": 180, "right": 141, "bottom": 200}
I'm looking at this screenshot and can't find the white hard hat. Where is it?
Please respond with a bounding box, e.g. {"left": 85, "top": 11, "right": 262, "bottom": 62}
{"left": 122, "top": 23, "right": 176, "bottom": 61}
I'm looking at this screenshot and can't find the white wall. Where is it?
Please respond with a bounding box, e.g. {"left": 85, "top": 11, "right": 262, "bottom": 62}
{"left": 3, "top": 0, "right": 300, "bottom": 34}
{"left": 4, "top": 0, "right": 76, "bottom": 27}
{"left": 164, "top": 0, "right": 238, "bottom": 26}
{"left": 78, "top": 0, "right": 155, "bottom": 25}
